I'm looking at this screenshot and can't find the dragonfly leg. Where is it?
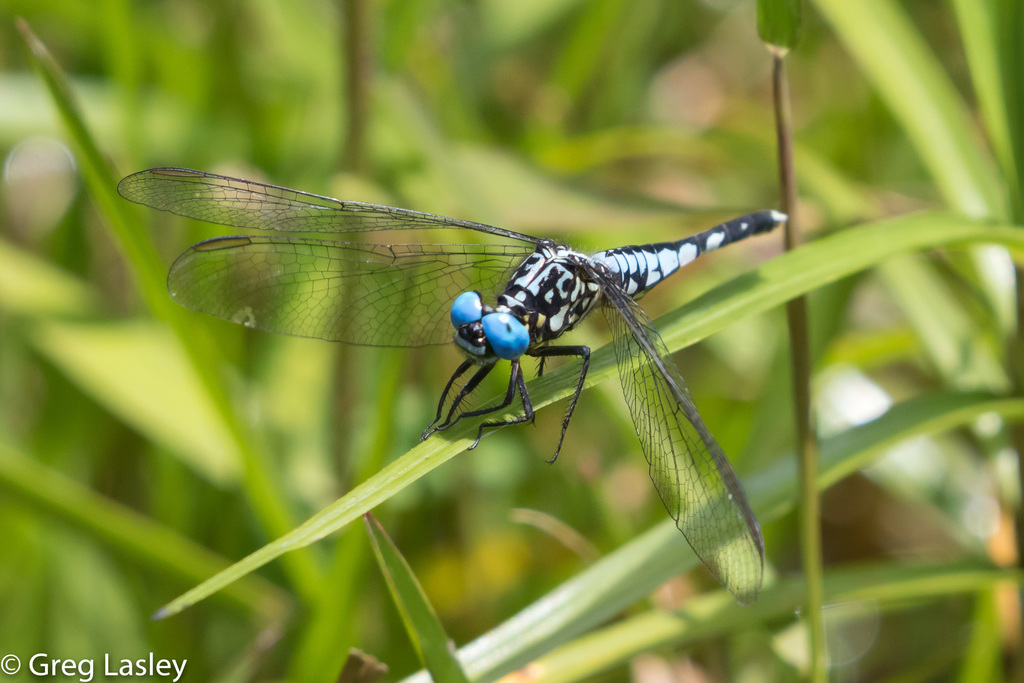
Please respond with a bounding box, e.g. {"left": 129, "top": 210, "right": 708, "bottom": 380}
{"left": 529, "top": 345, "right": 590, "bottom": 463}
{"left": 470, "top": 361, "right": 535, "bottom": 450}
{"left": 432, "top": 362, "right": 495, "bottom": 432}
{"left": 421, "top": 358, "right": 475, "bottom": 439}
{"left": 424, "top": 362, "right": 495, "bottom": 438}
{"left": 447, "top": 361, "right": 519, "bottom": 434}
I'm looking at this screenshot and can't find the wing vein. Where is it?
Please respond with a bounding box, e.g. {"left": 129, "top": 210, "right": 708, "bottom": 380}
{"left": 589, "top": 263, "right": 764, "bottom": 603}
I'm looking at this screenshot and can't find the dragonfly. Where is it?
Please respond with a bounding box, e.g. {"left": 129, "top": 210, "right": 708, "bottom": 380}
{"left": 118, "top": 167, "right": 785, "bottom": 604}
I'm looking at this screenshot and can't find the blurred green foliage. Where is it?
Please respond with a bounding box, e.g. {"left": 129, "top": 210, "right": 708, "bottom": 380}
{"left": 2, "top": 0, "right": 1024, "bottom": 681}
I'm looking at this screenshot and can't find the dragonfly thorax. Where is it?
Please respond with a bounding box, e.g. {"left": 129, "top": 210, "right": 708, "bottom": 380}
{"left": 450, "top": 291, "right": 530, "bottom": 361}
{"left": 496, "top": 245, "right": 602, "bottom": 345}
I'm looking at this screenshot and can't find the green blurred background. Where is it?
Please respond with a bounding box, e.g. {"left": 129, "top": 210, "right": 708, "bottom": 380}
{"left": 2, "top": 0, "right": 1023, "bottom": 681}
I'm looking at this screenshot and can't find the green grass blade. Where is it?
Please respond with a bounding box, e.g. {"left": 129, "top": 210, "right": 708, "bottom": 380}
{"left": 0, "top": 238, "right": 99, "bottom": 318}
{"left": 16, "top": 18, "right": 323, "bottom": 598}
{"left": 877, "top": 256, "right": 1007, "bottom": 391}
{"left": 995, "top": 1, "right": 1024, "bottom": 218}
{"left": 951, "top": 0, "right": 1016, "bottom": 209}
{"left": 29, "top": 319, "right": 243, "bottom": 484}
{"left": 16, "top": 18, "right": 169, "bottom": 314}
{"left": 153, "top": 212, "right": 1024, "bottom": 619}
{"left": 395, "top": 391, "right": 1024, "bottom": 682}
{"left": 812, "top": 0, "right": 1003, "bottom": 218}
{"left": 803, "top": 0, "right": 1021, "bottom": 374}
{"left": 365, "top": 514, "right": 470, "bottom": 683}
{"left": 0, "top": 440, "right": 288, "bottom": 618}
{"left": 957, "top": 590, "right": 1001, "bottom": 683}
{"left": 289, "top": 347, "right": 406, "bottom": 682}
{"left": 518, "top": 561, "right": 1018, "bottom": 683}
{"left": 766, "top": 391, "right": 1024, "bottom": 510}
{"left": 153, "top": 425, "right": 478, "bottom": 620}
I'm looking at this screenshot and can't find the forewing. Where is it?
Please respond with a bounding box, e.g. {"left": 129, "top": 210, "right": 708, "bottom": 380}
{"left": 169, "top": 237, "right": 534, "bottom": 346}
{"left": 119, "top": 168, "right": 543, "bottom": 244}
{"left": 594, "top": 268, "right": 764, "bottom": 603}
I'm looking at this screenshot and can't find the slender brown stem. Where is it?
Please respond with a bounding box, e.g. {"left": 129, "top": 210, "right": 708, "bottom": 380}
{"left": 342, "top": 0, "right": 370, "bottom": 173}
{"left": 997, "top": 4, "right": 1024, "bottom": 674}
{"left": 1011, "top": 269, "right": 1024, "bottom": 683}
{"left": 772, "top": 50, "right": 827, "bottom": 680}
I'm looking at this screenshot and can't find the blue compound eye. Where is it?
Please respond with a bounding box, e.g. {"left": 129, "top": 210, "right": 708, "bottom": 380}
{"left": 481, "top": 313, "right": 529, "bottom": 360}
{"left": 450, "top": 291, "right": 483, "bottom": 327}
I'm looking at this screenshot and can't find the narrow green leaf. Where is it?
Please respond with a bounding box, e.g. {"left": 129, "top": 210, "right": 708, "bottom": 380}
{"left": 365, "top": 514, "right": 469, "bottom": 683}
{"left": 812, "top": 0, "right": 1003, "bottom": 218}
{"left": 290, "top": 347, "right": 407, "bottom": 681}
{"left": 950, "top": 0, "right": 1016, "bottom": 211}
{"left": 877, "top": 256, "right": 1008, "bottom": 392}
{"left": 152, "top": 213, "right": 1024, "bottom": 620}
{"left": 758, "top": 0, "right": 802, "bottom": 51}
{"left": 518, "top": 561, "right": 1018, "bottom": 683}
{"left": 17, "top": 18, "right": 323, "bottom": 597}
{"left": 400, "top": 391, "right": 1024, "bottom": 682}
{"left": 995, "top": 0, "right": 1024, "bottom": 219}
{"left": 823, "top": 0, "right": 1016, "bottom": 324}
{"left": 29, "top": 319, "right": 242, "bottom": 484}
{"left": 0, "top": 441, "right": 287, "bottom": 618}
{"left": 770, "top": 391, "right": 1024, "bottom": 509}
{"left": 481, "top": 0, "right": 587, "bottom": 50}
{"left": 549, "top": 0, "right": 627, "bottom": 102}
{"left": 956, "top": 590, "right": 1001, "bottom": 683}
{"left": 15, "top": 18, "right": 168, "bottom": 314}
{"left": 0, "top": 239, "right": 99, "bottom": 318}
{"left": 98, "top": 0, "right": 145, "bottom": 158}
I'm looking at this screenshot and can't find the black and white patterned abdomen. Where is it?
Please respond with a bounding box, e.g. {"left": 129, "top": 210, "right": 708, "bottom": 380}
{"left": 591, "top": 210, "right": 786, "bottom": 296}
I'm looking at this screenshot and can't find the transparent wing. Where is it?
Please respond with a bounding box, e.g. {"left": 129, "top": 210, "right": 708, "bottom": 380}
{"left": 169, "top": 237, "right": 534, "bottom": 346}
{"left": 118, "top": 168, "right": 544, "bottom": 244}
{"left": 592, "top": 266, "right": 764, "bottom": 603}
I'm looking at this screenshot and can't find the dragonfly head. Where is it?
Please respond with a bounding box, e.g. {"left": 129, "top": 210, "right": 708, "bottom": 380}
{"left": 450, "top": 291, "right": 529, "bottom": 361}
